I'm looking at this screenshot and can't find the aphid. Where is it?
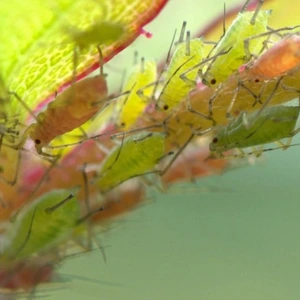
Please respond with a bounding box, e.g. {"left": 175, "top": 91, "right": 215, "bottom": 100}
{"left": 209, "top": 103, "right": 300, "bottom": 155}
{"left": 201, "top": 0, "right": 271, "bottom": 87}
{"left": 245, "top": 34, "right": 300, "bottom": 81}
{"left": 13, "top": 46, "right": 109, "bottom": 155}
{"left": 66, "top": 21, "right": 125, "bottom": 51}
{"left": 156, "top": 22, "right": 205, "bottom": 111}
{"left": 0, "top": 189, "right": 80, "bottom": 261}
{"left": 95, "top": 132, "right": 166, "bottom": 192}
{"left": 116, "top": 56, "right": 157, "bottom": 129}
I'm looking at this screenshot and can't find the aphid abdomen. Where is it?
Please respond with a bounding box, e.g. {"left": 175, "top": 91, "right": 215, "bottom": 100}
{"left": 247, "top": 35, "right": 300, "bottom": 80}
{"left": 203, "top": 10, "right": 271, "bottom": 86}
{"left": 96, "top": 132, "right": 165, "bottom": 192}
{"left": 1, "top": 190, "right": 80, "bottom": 261}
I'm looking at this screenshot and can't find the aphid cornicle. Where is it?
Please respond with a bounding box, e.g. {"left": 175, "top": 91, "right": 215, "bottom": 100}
{"left": 0, "top": 189, "right": 80, "bottom": 261}
{"left": 209, "top": 103, "right": 300, "bottom": 155}
{"left": 201, "top": 0, "right": 271, "bottom": 87}
{"left": 14, "top": 46, "right": 109, "bottom": 155}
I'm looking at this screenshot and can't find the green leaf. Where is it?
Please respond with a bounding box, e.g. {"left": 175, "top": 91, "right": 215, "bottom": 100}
{"left": 0, "top": 0, "right": 169, "bottom": 121}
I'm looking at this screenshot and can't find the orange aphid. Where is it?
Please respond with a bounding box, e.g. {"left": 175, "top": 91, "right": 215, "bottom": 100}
{"left": 17, "top": 47, "right": 108, "bottom": 155}
{"left": 246, "top": 34, "right": 300, "bottom": 80}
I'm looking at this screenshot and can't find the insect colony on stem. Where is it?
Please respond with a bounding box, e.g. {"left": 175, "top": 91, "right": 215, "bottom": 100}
{"left": 3, "top": 0, "right": 300, "bottom": 295}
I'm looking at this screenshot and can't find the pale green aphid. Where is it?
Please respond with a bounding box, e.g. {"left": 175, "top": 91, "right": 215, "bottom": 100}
{"left": 95, "top": 132, "right": 166, "bottom": 192}
{"left": 209, "top": 104, "right": 300, "bottom": 154}
{"left": 202, "top": 2, "right": 271, "bottom": 87}
{"left": 157, "top": 28, "right": 204, "bottom": 111}
{"left": 67, "top": 21, "right": 125, "bottom": 50}
{"left": 1, "top": 189, "right": 80, "bottom": 261}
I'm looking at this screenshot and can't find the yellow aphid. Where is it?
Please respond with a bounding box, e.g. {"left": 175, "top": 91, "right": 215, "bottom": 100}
{"left": 157, "top": 27, "right": 204, "bottom": 111}
{"left": 116, "top": 58, "right": 157, "bottom": 129}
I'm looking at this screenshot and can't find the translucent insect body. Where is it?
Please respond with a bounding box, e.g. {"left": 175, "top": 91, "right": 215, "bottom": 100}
{"left": 95, "top": 132, "right": 166, "bottom": 192}
{"left": 0, "top": 189, "right": 80, "bottom": 261}
{"left": 157, "top": 26, "right": 204, "bottom": 111}
{"left": 202, "top": 4, "right": 271, "bottom": 87}
{"left": 246, "top": 34, "right": 300, "bottom": 80}
{"left": 117, "top": 58, "right": 157, "bottom": 129}
{"left": 209, "top": 104, "right": 300, "bottom": 154}
{"left": 15, "top": 47, "right": 108, "bottom": 155}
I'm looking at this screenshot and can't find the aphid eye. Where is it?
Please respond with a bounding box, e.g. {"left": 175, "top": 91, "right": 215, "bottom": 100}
{"left": 35, "top": 139, "right": 41, "bottom": 145}
{"left": 254, "top": 78, "right": 260, "bottom": 83}
{"left": 163, "top": 104, "right": 169, "bottom": 110}
{"left": 212, "top": 137, "right": 218, "bottom": 143}
{"left": 210, "top": 79, "right": 217, "bottom": 85}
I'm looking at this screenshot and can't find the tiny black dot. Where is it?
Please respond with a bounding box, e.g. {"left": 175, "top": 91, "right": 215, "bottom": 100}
{"left": 35, "top": 139, "right": 41, "bottom": 144}
{"left": 212, "top": 137, "right": 218, "bottom": 143}
{"left": 163, "top": 104, "right": 169, "bottom": 110}
{"left": 254, "top": 78, "right": 260, "bottom": 83}
{"left": 210, "top": 79, "right": 217, "bottom": 85}
{"left": 121, "top": 122, "right": 126, "bottom": 127}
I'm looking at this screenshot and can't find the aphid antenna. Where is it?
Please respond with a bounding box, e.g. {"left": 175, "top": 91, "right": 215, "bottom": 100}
{"left": 243, "top": 25, "right": 300, "bottom": 60}
{"left": 147, "top": 26, "right": 179, "bottom": 103}
{"left": 44, "top": 193, "right": 75, "bottom": 214}
{"left": 241, "top": 0, "right": 251, "bottom": 12}
{"left": 159, "top": 133, "right": 194, "bottom": 176}
{"left": 47, "top": 124, "right": 123, "bottom": 149}
{"left": 110, "top": 123, "right": 166, "bottom": 139}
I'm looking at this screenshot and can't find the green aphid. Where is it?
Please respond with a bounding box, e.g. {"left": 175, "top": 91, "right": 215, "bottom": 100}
{"left": 209, "top": 104, "right": 300, "bottom": 154}
{"left": 1, "top": 189, "right": 80, "bottom": 261}
{"left": 68, "top": 21, "right": 125, "bottom": 50}
{"left": 96, "top": 132, "right": 166, "bottom": 192}
{"left": 157, "top": 29, "right": 204, "bottom": 111}
{"left": 202, "top": 2, "right": 271, "bottom": 87}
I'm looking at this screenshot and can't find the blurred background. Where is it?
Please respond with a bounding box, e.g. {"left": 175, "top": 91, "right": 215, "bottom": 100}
{"left": 49, "top": 0, "right": 300, "bottom": 299}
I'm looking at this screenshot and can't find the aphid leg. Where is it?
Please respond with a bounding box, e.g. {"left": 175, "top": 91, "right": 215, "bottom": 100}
{"left": 10, "top": 208, "right": 37, "bottom": 259}
{"left": 159, "top": 133, "right": 194, "bottom": 177}
{"left": 80, "top": 163, "right": 93, "bottom": 251}
{"left": 186, "top": 93, "right": 215, "bottom": 125}
{"left": 0, "top": 146, "right": 21, "bottom": 186}
{"left": 250, "top": 76, "right": 284, "bottom": 125}
{"left": 10, "top": 155, "right": 60, "bottom": 222}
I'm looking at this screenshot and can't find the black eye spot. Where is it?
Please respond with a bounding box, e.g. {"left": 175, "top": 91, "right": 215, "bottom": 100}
{"left": 121, "top": 122, "right": 126, "bottom": 127}
{"left": 35, "top": 139, "right": 41, "bottom": 144}
{"left": 210, "top": 79, "right": 217, "bottom": 85}
{"left": 163, "top": 104, "right": 169, "bottom": 110}
{"left": 212, "top": 137, "right": 218, "bottom": 143}
{"left": 254, "top": 78, "right": 260, "bottom": 83}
